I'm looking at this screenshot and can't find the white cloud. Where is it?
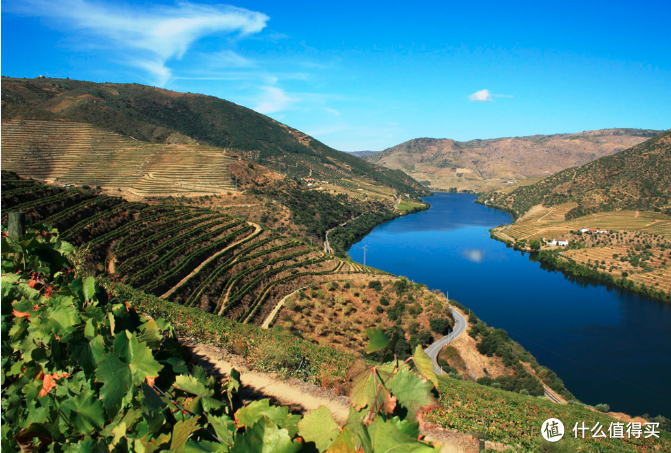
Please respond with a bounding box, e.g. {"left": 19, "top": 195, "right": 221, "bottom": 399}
{"left": 254, "top": 86, "right": 295, "bottom": 114}
{"left": 8, "top": 0, "right": 269, "bottom": 86}
{"left": 325, "top": 107, "right": 340, "bottom": 116}
{"left": 205, "top": 50, "right": 255, "bottom": 68}
{"left": 469, "top": 89, "right": 493, "bottom": 102}
{"left": 468, "top": 89, "right": 514, "bottom": 102}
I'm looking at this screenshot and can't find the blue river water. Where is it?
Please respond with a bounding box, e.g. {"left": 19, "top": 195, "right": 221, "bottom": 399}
{"left": 348, "top": 193, "right": 671, "bottom": 418}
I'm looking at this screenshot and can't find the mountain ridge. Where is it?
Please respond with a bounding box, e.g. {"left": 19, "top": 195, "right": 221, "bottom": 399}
{"left": 364, "top": 128, "right": 663, "bottom": 191}
{"left": 1, "top": 77, "right": 428, "bottom": 198}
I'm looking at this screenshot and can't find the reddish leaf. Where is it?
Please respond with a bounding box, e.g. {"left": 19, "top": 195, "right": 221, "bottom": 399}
{"left": 12, "top": 309, "right": 30, "bottom": 319}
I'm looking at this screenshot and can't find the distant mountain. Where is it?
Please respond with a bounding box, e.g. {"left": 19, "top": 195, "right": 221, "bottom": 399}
{"left": 483, "top": 130, "right": 671, "bottom": 219}
{"left": 348, "top": 151, "right": 379, "bottom": 157}
{"left": 1, "top": 77, "right": 428, "bottom": 197}
{"left": 364, "top": 129, "right": 663, "bottom": 192}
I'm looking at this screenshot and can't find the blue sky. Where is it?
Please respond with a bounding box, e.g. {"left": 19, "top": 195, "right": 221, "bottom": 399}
{"left": 3, "top": 0, "right": 670, "bottom": 150}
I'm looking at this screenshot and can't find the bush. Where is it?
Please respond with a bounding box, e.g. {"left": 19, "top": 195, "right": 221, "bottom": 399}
{"left": 368, "top": 280, "right": 382, "bottom": 291}
{"left": 595, "top": 403, "right": 610, "bottom": 413}
{"left": 430, "top": 318, "right": 452, "bottom": 335}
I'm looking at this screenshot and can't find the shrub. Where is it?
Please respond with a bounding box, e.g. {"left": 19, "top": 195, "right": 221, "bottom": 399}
{"left": 595, "top": 403, "right": 610, "bottom": 413}
{"left": 430, "top": 317, "right": 452, "bottom": 335}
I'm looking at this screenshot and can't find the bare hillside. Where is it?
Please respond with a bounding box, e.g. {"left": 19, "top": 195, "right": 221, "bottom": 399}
{"left": 365, "top": 129, "right": 662, "bottom": 191}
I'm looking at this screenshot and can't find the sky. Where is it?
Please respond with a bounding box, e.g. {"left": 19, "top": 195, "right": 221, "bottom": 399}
{"left": 2, "top": 0, "right": 671, "bottom": 151}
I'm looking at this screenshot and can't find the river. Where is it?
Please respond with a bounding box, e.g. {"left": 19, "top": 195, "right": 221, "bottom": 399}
{"left": 348, "top": 193, "right": 671, "bottom": 418}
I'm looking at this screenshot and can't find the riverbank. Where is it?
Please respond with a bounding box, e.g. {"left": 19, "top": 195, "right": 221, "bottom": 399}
{"left": 348, "top": 193, "right": 671, "bottom": 419}
{"left": 489, "top": 225, "right": 671, "bottom": 304}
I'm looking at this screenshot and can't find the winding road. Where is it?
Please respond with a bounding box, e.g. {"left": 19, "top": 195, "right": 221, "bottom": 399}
{"left": 425, "top": 307, "right": 468, "bottom": 374}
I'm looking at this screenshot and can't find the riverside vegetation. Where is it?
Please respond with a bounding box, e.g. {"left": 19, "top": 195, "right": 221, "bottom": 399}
{"left": 481, "top": 131, "right": 671, "bottom": 303}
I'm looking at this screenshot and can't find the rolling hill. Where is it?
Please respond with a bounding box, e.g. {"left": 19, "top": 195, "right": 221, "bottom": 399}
{"left": 483, "top": 130, "right": 671, "bottom": 219}
{"left": 364, "top": 129, "right": 662, "bottom": 192}
{"left": 1, "top": 77, "right": 428, "bottom": 198}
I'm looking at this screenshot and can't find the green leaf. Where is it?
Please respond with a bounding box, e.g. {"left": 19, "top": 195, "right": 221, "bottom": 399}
{"left": 235, "top": 399, "right": 300, "bottom": 438}
{"left": 368, "top": 417, "right": 437, "bottom": 453}
{"left": 174, "top": 374, "right": 214, "bottom": 398}
{"left": 138, "top": 318, "right": 162, "bottom": 348}
{"left": 298, "top": 406, "right": 340, "bottom": 452}
{"left": 142, "top": 382, "right": 167, "bottom": 415}
{"left": 412, "top": 345, "right": 439, "bottom": 389}
{"left": 230, "top": 417, "right": 301, "bottom": 453}
{"left": 185, "top": 439, "right": 229, "bottom": 452}
{"left": 207, "top": 413, "right": 236, "bottom": 447}
{"left": 83, "top": 276, "right": 97, "bottom": 302}
{"left": 388, "top": 367, "right": 437, "bottom": 421}
{"left": 325, "top": 427, "right": 359, "bottom": 453}
{"left": 170, "top": 416, "right": 201, "bottom": 452}
{"left": 365, "top": 328, "right": 389, "bottom": 354}
{"left": 95, "top": 352, "right": 132, "bottom": 413}
{"left": 114, "top": 331, "right": 163, "bottom": 385}
{"left": 348, "top": 359, "right": 391, "bottom": 413}
{"left": 61, "top": 390, "right": 106, "bottom": 434}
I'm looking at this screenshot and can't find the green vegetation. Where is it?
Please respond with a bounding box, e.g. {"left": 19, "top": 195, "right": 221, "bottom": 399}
{"left": 428, "top": 376, "right": 670, "bottom": 452}
{"left": 1, "top": 227, "right": 442, "bottom": 452}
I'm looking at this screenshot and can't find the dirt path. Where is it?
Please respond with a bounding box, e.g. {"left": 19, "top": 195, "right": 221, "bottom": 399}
{"left": 160, "top": 222, "right": 261, "bottom": 299}
{"left": 261, "top": 285, "right": 310, "bottom": 329}
{"left": 186, "top": 341, "right": 502, "bottom": 453}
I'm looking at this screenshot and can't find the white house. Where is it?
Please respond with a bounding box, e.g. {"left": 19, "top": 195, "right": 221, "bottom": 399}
{"left": 557, "top": 238, "right": 569, "bottom": 247}
{"left": 547, "top": 238, "right": 557, "bottom": 246}
{"left": 579, "top": 228, "right": 590, "bottom": 233}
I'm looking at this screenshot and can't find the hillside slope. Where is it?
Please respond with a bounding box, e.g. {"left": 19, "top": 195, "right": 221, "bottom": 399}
{"left": 484, "top": 130, "right": 671, "bottom": 219}
{"left": 1, "top": 77, "right": 427, "bottom": 197}
{"left": 365, "top": 129, "right": 662, "bottom": 191}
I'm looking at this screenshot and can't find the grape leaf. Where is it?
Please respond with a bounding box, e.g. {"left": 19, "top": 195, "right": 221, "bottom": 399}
{"left": 388, "top": 367, "right": 437, "bottom": 421}
{"left": 61, "top": 390, "right": 106, "bottom": 434}
{"left": 206, "top": 413, "right": 236, "bottom": 447}
{"left": 365, "top": 328, "right": 389, "bottom": 354}
{"left": 298, "top": 406, "right": 340, "bottom": 452}
{"left": 174, "top": 375, "right": 214, "bottom": 398}
{"left": 412, "top": 346, "right": 438, "bottom": 389}
{"left": 83, "top": 276, "right": 96, "bottom": 302}
{"left": 368, "top": 417, "right": 437, "bottom": 453}
{"left": 95, "top": 352, "right": 132, "bottom": 413}
{"left": 235, "top": 399, "right": 300, "bottom": 437}
{"left": 170, "top": 416, "right": 201, "bottom": 452}
{"left": 113, "top": 331, "right": 163, "bottom": 385}
{"left": 230, "top": 417, "right": 301, "bottom": 453}
{"left": 348, "top": 359, "right": 391, "bottom": 414}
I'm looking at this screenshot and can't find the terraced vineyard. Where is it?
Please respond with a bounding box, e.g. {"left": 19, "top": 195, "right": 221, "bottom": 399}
{"left": 1, "top": 119, "right": 238, "bottom": 196}
{"left": 1, "top": 172, "right": 382, "bottom": 326}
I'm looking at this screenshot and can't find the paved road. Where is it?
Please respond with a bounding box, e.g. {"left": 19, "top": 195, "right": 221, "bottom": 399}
{"left": 425, "top": 307, "right": 468, "bottom": 374}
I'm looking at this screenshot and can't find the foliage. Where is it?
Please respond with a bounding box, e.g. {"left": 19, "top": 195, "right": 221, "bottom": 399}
{"left": 429, "top": 376, "right": 671, "bottom": 452}
{"left": 1, "top": 229, "right": 441, "bottom": 452}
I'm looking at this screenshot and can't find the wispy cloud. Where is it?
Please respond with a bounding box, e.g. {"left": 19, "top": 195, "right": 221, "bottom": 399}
{"left": 468, "top": 89, "right": 513, "bottom": 102}
{"left": 8, "top": 0, "right": 269, "bottom": 85}
{"left": 325, "top": 107, "right": 341, "bottom": 116}
{"left": 254, "top": 86, "right": 296, "bottom": 114}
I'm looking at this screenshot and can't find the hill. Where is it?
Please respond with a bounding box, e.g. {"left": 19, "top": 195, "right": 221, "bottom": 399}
{"left": 1, "top": 76, "right": 428, "bottom": 198}
{"left": 483, "top": 130, "right": 671, "bottom": 219}
{"left": 364, "top": 129, "right": 662, "bottom": 192}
